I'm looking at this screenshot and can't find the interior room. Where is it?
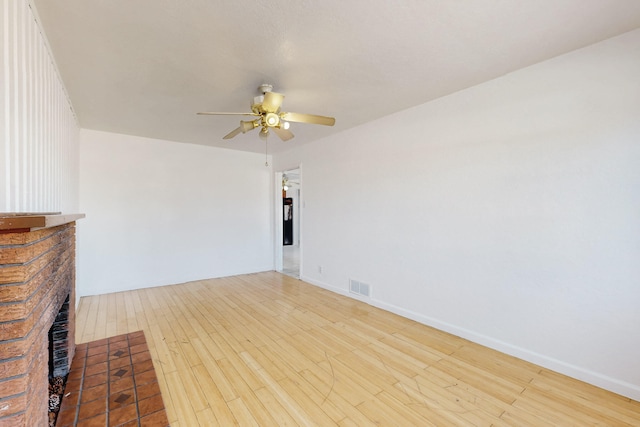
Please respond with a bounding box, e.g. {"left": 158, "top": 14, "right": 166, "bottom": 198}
{"left": 1, "top": 1, "right": 639, "bottom": 425}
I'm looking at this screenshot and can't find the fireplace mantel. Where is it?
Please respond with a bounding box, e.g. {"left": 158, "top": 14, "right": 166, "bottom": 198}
{"left": 0, "top": 212, "right": 85, "bottom": 232}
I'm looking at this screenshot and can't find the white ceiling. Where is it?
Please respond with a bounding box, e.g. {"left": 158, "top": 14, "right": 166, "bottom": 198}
{"left": 31, "top": 0, "right": 640, "bottom": 154}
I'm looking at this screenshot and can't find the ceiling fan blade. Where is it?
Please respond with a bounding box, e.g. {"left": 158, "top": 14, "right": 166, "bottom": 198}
{"left": 261, "top": 92, "right": 284, "bottom": 113}
{"left": 223, "top": 127, "right": 242, "bottom": 140}
{"left": 272, "top": 127, "right": 294, "bottom": 141}
{"left": 197, "top": 112, "right": 259, "bottom": 116}
{"left": 280, "top": 112, "right": 335, "bottom": 126}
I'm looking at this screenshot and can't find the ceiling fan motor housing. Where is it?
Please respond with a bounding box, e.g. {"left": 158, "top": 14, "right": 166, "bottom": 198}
{"left": 259, "top": 83, "right": 273, "bottom": 94}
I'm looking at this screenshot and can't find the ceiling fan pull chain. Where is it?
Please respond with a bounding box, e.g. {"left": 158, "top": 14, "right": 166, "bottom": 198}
{"left": 265, "top": 134, "right": 269, "bottom": 167}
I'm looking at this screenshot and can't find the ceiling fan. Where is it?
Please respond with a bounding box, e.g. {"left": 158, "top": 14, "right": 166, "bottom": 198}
{"left": 197, "top": 84, "right": 335, "bottom": 141}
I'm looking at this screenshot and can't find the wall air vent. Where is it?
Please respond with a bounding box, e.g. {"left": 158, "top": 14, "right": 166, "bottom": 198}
{"left": 349, "top": 279, "right": 371, "bottom": 298}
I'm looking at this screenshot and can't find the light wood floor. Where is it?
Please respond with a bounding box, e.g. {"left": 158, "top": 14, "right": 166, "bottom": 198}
{"left": 76, "top": 271, "right": 640, "bottom": 426}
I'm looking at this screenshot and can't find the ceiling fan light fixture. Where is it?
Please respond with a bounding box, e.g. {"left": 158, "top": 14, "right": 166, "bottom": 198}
{"left": 240, "top": 120, "right": 256, "bottom": 133}
{"left": 282, "top": 121, "right": 290, "bottom": 130}
{"left": 259, "top": 127, "right": 269, "bottom": 140}
{"left": 265, "top": 112, "right": 279, "bottom": 127}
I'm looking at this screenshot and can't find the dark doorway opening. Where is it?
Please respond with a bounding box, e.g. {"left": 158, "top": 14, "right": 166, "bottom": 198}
{"left": 283, "top": 197, "right": 293, "bottom": 245}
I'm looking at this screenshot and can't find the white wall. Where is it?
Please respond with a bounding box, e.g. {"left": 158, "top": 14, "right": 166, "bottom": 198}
{"left": 273, "top": 29, "right": 640, "bottom": 400}
{"left": 78, "top": 129, "right": 273, "bottom": 296}
{"left": 1, "top": 0, "right": 79, "bottom": 212}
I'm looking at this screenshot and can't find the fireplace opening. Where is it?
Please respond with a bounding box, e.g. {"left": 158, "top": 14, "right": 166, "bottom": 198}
{"left": 47, "top": 294, "right": 71, "bottom": 427}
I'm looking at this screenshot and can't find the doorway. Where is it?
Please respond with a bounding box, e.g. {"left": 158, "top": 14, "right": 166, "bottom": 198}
{"left": 279, "top": 168, "right": 300, "bottom": 278}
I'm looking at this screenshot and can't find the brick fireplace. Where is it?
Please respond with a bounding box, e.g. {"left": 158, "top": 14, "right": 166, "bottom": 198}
{"left": 0, "top": 213, "right": 84, "bottom": 426}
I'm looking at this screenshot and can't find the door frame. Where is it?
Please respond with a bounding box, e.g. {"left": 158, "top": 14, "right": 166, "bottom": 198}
{"left": 274, "top": 166, "right": 302, "bottom": 276}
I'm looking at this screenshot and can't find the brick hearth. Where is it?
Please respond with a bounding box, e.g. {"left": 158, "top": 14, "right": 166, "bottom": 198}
{"left": 56, "top": 331, "right": 169, "bottom": 426}
{"left": 0, "top": 214, "right": 83, "bottom": 426}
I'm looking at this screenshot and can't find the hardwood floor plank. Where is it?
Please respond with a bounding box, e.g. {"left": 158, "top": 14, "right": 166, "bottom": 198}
{"left": 338, "top": 417, "right": 363, "bottom": 427}
{"left": 539, "top": 368, "right": 640, "bottom": 413}
{"left": 511, "top": 396, "right": 586, "bottom": 425}
{"left": 242, "top": 345, "right": 288, "bottom": 382}
{"left": 391, "top": 374, "right": 499, "bottom": 425}
{"left": 164, "top": 369, "right": 201, "bottom": 426}
{"left": 216, "top": 332, "right": 265, "bottom": 391}
{"left": 282, "top": 368, "right": 347, "bottom": 424}
{"left": 270, "top": 336, "right": 318, "bottom": 373}
{"left": 226, "top": 398, "right": 260, "bottom": 427}
{"left": 364, "top": 338, "right": 433, "bottom": 376}
{"left": 173, "top": 355, "right": 210, "bottom": 413}
{"left": 253, "top": 386, "right": 299, "bottom": 426}
{"left": 520, "top": 384, "right": 636, "bottom": 426}
{"left": 450, "top": 343, "right": 539, "bottom": 386}
{"left": 529, "top": 376, "right": 640, "bottom": 425}
{"left": 238, "top": 352, "right": 316, "bottom": 426}
{"left": 197, "top": 354, "right": 238, "bottom": 403}
{"left": 434, "top": 356, "right": 526, "bottom": 404}
{"left": 298, "top": 368, "right": 378, "bottom": 427}
{"left": 499, "top": 407, "right": 558, "bottom": 427}
{"left": 93, "top": 293, "right": 108, "bottom": 340}
{"left": 381, "top": 332, "right": 446, "bottom": 364}
{"left": 411, "top": 368, "right": 506, "bottom": 418}
{"left": 191, "top": 364, "right": 236, "bottom": 425}
{"left": 277, "top": 376, "right": 339, "bottom": 425}
{"left": 74, "top": 295, "right": 91, "bottom": 343}
{"left": 356, "top": 394, "right": 428, "bottom": 426}
{"left": 396, "top": 324, "right": 465, "bottom": 355}
{"left": 155, "top": 369, "right": 179, "bottom": 426}
{"left": 306, "top": 360, "right": 377, "bottom": 407}
{"left": 194, "top": 407, "right": 220, "bottom": 427}
{"left": 75, "top": 271, "right": 640, "bottom": 426}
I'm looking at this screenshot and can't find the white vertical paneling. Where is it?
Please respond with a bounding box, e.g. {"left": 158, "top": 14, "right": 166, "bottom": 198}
{"left": 0, "top": 0, "right": 79, "bottom": 213}
{"left": 1, "top": 1, "right": 8, "bottom": 204}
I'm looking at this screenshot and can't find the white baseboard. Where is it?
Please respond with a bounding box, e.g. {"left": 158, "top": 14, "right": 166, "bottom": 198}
{"left": 300, "top": 275, "right": 640, "bottom": 402}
